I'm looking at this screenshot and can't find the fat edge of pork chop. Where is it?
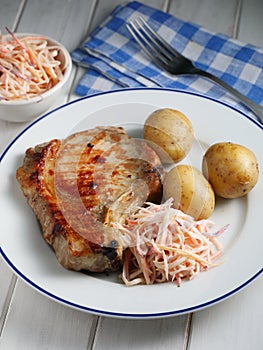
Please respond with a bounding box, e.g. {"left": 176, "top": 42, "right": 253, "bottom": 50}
{"left": 16, "top": 126, "right": 164, "bottom": 273}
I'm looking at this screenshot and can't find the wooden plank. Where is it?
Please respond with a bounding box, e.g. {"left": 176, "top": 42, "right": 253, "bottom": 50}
{"left": 88, "top": 0, "right": 167, "bottom": 32}
{"left": 93, "top": 315, "right": 189, "bottom": 350}
{"left": 189, "top": 276, "right": 263, "bottom": 350}
{"left": 168, "top": 0, "right": 239, "bottom": 36}
{"left": 0, "top": 121, "right": 31, "bottom": 154}
{"left": 238, "top": 0, "right": 263, "bottom": 47}
{"left": 0, "top": 0, "right": 25, "bottom": 335}
{"left": 0, "top": 259, "right": 17, "bottom": 333}
{"left": 16, "top": 0, "right": 96, "bottom": 51}
{"left": 0, "top": 0, "right": 23, "bottom": 31}
{"left": 0, "top": 280, "right": 96, "bottom": 350}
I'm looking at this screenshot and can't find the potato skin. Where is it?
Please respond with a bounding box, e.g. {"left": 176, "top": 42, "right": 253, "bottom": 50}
{"left": 144, "top": 108, "right": 194, "bottom": 163}
{"left": 202, "top": 142, "right": 259, "bottom": 199}
{"left": 163, "top": 165, "right": 215, "bottom": 220}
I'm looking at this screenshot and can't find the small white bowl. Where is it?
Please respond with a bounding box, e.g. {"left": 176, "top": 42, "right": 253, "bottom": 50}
{"left": 0, "top": 33, "right": 72, "bottom": 123}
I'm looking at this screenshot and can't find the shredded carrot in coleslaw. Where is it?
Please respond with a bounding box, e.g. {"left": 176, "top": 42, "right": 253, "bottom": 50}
{"left": 0, "top": 29, "right": 64, "bottom": 101}
{"left": 115, "top": 198, "right": 227, "bottom": 287}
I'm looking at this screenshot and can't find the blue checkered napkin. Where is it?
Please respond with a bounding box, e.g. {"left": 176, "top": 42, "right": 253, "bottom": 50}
{"left": 71, "top": 1, "right": 263, "bottom": 117}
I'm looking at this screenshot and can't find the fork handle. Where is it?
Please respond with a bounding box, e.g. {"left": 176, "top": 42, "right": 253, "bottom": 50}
{"left": 195, "top": 69, "right": 263, "bottom": 123}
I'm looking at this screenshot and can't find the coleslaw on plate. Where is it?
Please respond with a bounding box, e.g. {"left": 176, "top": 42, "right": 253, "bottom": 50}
{"left": 115, "top": 198, "right": 227, "bottom": 286}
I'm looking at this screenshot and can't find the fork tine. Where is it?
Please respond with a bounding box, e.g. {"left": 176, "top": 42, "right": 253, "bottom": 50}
{"left": 130, "top": 17, "right": 171, "bottom": 63}
{"left": 136, "top": 17, "right": 183, "bottom": 59}
{"left": 127, "top": 20, "right": 170, "bottom": 69}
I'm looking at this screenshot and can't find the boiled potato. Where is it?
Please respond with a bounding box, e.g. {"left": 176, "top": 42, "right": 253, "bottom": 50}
{"left": 163, "top": 165, "right": 215, "bottom": 220}
{"left": 202, "top": 142, "right": 259, "bottom": 199}
{"left": 144, "top": 108, "right": 194, "bottom": 163}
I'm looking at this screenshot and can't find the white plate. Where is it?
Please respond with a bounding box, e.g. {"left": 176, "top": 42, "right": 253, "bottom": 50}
{"left": 0, "top": 88, "right": 262, "bottom": 319}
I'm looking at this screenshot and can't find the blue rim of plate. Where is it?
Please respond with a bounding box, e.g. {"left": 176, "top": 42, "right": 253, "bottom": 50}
{"left": 1, "top": 87, "right": 262, "bottom": 318}
{"left": 0, "top": 248, "right": 262, "bottom": 318}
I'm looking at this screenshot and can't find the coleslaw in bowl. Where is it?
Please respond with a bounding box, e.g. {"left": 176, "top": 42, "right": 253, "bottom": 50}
{"left": 0, "top": 31, "right": 72, "bottom": 122}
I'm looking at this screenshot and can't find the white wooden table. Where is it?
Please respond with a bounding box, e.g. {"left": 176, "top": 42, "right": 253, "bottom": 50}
{"left": 0, "top": 0, "right": 262, "bottom": 349}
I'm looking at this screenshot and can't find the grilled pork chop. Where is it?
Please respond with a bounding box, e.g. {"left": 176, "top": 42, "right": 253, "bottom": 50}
{"left": 16, "top": 126, "right": 164, "bottom": 272}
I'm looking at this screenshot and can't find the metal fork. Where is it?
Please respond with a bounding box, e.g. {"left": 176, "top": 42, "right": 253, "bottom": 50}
{"left": 127, "top": 17, "right": 263, "bottom": 124}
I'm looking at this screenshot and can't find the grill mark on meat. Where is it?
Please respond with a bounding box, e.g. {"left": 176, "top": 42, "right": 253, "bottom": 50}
{"left": 16, "top": 126, "right": 164, "bottom": 273}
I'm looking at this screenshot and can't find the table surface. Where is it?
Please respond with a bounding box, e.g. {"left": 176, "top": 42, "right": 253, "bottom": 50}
{"left": 0, "top": 0, "right": 262, "bottom": 349}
